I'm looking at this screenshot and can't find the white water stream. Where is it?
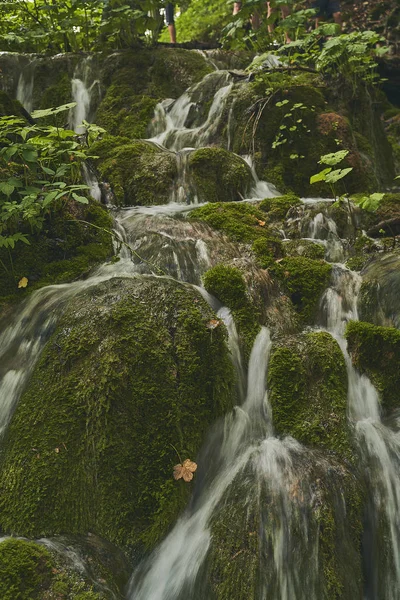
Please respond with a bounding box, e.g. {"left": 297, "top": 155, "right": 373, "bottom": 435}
{"left": 320, "top": 263, "right": 400, "bottom": 600}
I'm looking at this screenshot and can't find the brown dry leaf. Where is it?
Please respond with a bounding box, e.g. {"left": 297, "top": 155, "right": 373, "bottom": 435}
{"left": 18, "top": 277, "right": 28, "bottom": 288}
{"left": 256, "top": 219, "right": 266, "bottom": 227}
{"left": 206, "top": 319, "right": 220, "bottom": 330}
{"left": 173, "top": 458, "right": 198, "bottom": 482}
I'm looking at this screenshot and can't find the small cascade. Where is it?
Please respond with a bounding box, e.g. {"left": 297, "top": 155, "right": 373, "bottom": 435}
{"left": 148, "top": 71, "right": 233, "bottom": 151}
{"left": 308, "top": 210, "right": 345, "bottom": 263}
{"left": 243, "top": 154, "right": 280, "bottom": 199}
{"left": 128, "top": 327, "right": 272, "bottom": 600}
{"left": 70, "top": 56, "right": 101, "bottom": 133}
{"left": 320, "top": 264, "right": 400, "bottom": 600}
{"left": 16, "top": 60, "right": 35, "bottom": 114}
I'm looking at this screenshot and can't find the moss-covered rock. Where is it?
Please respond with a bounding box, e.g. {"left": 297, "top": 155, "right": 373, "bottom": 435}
{"left": 358, "top": 254, "right": 400, "bottom": 328}
{"left": 0, "top": 538, "right": 104, "bottom": 600}
{"left": 189, "top": 201, "right": 273, "bottom": 243}
{"left": 274, "top": 256, "right": 332, "bottom": 323}
{"left": 202, "top": 264, "right": 260, "bottom": 358}
{"left": 0, "top": 201, "right": 113, "bottom": 307}
{"left": 268, "top": 331, "right": 351, "bottom": 459}
{"left": 259, "top": 194, "right": 302, "bottom": 221}
{"left": 224, "top": 70, "right": 393, "bottom": 196}
{"left": 0, "top": 277, "right": 234, "bottom": 550}
{"left": 189, "top": 201, "right": 283, "bottom": 269}
{"left": 188, "top": 148, "right": 253, "bottom": 203}
{"left": 207, "top": 445, "right": 363, "bottom": 600}
{"left": 345, "top": 320, "right": 400, "bottom": 412}
{"left": 91, "top": 140, "right": 177, "bottom": 206}
{"left": 283, "top": 238, "right": 325, "bottom": 260}
{"left": 0, "top": 91, "right": 25, "bottom": 118}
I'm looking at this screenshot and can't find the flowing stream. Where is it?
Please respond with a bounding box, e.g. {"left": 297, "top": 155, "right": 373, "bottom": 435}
{"left": 319, "top": 258, "right": 400, "bottom": 600}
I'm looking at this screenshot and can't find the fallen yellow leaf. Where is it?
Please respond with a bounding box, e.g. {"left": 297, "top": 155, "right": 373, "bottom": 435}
{"left": 18, "top": 277, "right": 28, "bottom": 288}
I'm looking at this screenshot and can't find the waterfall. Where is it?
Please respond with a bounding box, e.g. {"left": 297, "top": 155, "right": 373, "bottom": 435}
{"left": 70, "top": 56, "right": 101, "bottom": 133}
{"left": 16, "top": 61, "right": 35, "bottom": 114}
{"left": 320, "top": 264, "right": 400, "bottom": 599}
{"left": 128, "top": 327, "right": 272, "bottom": 600}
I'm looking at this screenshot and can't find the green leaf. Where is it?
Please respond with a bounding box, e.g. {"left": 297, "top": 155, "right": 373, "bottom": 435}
{"left": 310, "top": 168, "right": 332, "bottom": 184}
{"left": 319, "top": 150, "right": 349, "bottom": 166}
{"left": 72, "top": 192, "right": 89, "bottom": 204}
{"left": 31, "top": 103, "right": 77, "bottom": 119}
{"left": 324, "top": 167, "right": 353, "bottom": 183}
{"left": 22, "top": 149, "right": 38, "bottom": 163}
{"left": 0, "top": 182, "right": 15, "bottom": 197}
{"left": 42, "top": 191, "right": 59, "bottom": 208}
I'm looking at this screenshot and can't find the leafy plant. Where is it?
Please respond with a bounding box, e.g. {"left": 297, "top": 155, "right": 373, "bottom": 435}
{"left": 0, "top": 0, "right": 163, "bottom": 54}
{"left": 0, "top": 103, "right": 99, "bottom": 272}
{"left": 353, "top": 192, "right": 385, "bottom": 212}
{"left": 310, "top": 150, "right": 352, "bottom": 198}
{"left": 272, "top": 99, "right": 314, "bottom": 152}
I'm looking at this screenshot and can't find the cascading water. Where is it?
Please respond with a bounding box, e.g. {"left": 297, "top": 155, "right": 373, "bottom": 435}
{"left": 319, "top": 261, "right": 400, "bottom": 600}
{"left": 70, "top": 56, "right": 101, "bottom": 133}
{"left": 16, "top": 61, "right": 35, "bottom": 114}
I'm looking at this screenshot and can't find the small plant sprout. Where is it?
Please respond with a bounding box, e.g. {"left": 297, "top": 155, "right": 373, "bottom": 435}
{"left": 310, "top": 150, "right": 353, "bottom": 199}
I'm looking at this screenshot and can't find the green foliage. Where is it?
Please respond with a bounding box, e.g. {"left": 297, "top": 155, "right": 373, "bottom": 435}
{"left": 0, "top": 105, "right": 102, "bottom": 260}
{"left": 159, "top": 0, "right": 231, "bottom": 43}
{"left": 271, "top": 100, "right": 314, "bottom": 151}
{"left": 310, "top": 150, "right": 353, "bottom": 199}
{"left": 0, "top": 0, "right": 163, "bottom": 54}
{"left": 276, "top": 256, "right": 332, "bottom": 322}
{"left": 353, "top": 192, "right": 385, "bottom": 213}
{"left": 277, "top": 29, "right": 388, "bottom": 92}
{"left": 346, "top": 320, "right": 400, "bottom": 412}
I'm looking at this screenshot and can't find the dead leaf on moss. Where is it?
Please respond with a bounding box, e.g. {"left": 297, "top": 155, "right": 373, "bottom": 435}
{"left": 206, "top": 319, "right": 220, "bottom": 330}
{"left": 173, "top": 459, "right": 198, "bottom": 482}
{"left": 18, "top": 277, "right": 28, "bottom": 288}
{"left": 256, "top": 219, "right": 266, "bottom": 227}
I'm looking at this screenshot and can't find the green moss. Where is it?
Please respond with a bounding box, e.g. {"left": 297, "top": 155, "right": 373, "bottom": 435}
{"left": 0, "top": 91, "right": 25, "bottom": 118}
{"left": 189, "top": 201, "right": 271, "bottom": 243}
{"left": 345, "top": 320, "right": 400, "bottom": 412}
{"left": 283, "top": 239, "right": 325, "bottom": 260}
{"left": 268, "top": 332, "right": 350, "bottom": 459}
{"left": 0, "top": 201, "right": 113, "bottom": 302}
{"left": 0, "top": 538, "right": 104, "bottom": 600}
{"left": 275, "top": 256, "right": 332, "bottom": 323}
{"left": 203, "top": 264, "right": 260, "bottom": 359}
{"left": 93, "top": 141, "right": 177, "bottom": 206}
{"left": 96, "top": 85, "right": 159, "bottom": 139}
{"left": 259, "top": 194, "right": 301, "bottom": 221}
{"left": 0, "top": 278, "right": 234, "bottom": 550}
{"left": 0, "top": 539, "right": 53, "bottom": 600}
{"left": 188, "top": 148, "right": 253, "bottom": 203}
